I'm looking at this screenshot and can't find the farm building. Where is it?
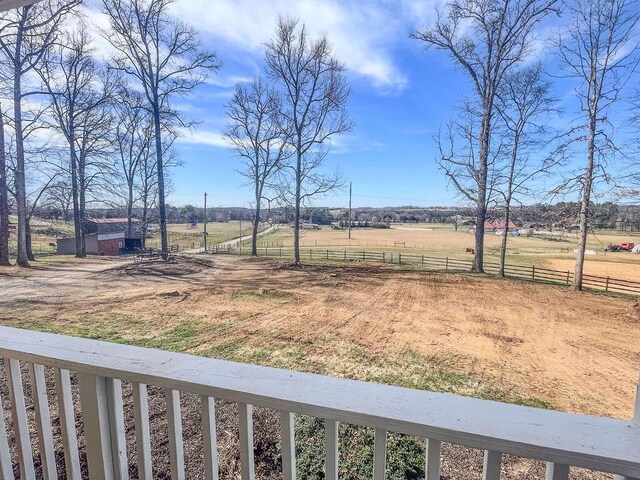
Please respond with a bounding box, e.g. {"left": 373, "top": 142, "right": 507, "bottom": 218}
{"left": 483, "top": 219, "right": 518, "bottom": 232}
{"left": 56, "top": 218, "right": 143, "bottom": 255}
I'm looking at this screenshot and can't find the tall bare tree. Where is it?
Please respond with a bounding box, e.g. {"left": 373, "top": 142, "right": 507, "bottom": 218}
{"left": 0, "top": 0, "right": 79, "bottom": 266}
{"left": 495, "top": 64, "right": 557, "bottom": 276}
{"left": 412, "top": 0, "right": 558, "bottom": 272}
{"left": 0, "top": 104, "right": 9, "bottom": 266}
{"left": 557, "top": 0, "right": 639, "bottom": 290}
{"left": 101, "top": 0, "right": 221, "bottom": 257}
{"left": 37, "top": 24, "right": 112, "bottom": 257}
{"left": 226, "top": 77, "right": 290, "bottom": 256}
{"left": 113, "top": 88, "right": 153, "bottom": 237}
{"left": 265, "top": 17, "right": 352, "bottom": 265}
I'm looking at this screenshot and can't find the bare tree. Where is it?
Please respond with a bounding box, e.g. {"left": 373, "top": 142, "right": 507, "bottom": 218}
{"left": 37, "top": 23, "right": 113, "bottom": 257}
{"left": 226, "top": 77, "right": 290, "bottom": 256}
{"left": 101, "top": 0, "right": 221, "bottom": 257}
{"left": 435, "top": 102, "right": 504, "bottom": 238}
{"left": 0, "top": 0, "right": 79, "bottom": 266}
{"left": 412, "top": 0, "right": 558, "bottom": 272}
{"left": 557, "top": 0, "right": 639, "bottom": 290}
{"left": 265, "top": 17, "right": 352, "bottom": 265}
{"left": 44, "top": 180, "right": 73, "bottom": 222}
{"left": 0, "top": 104, "right": 9, "bottom": 266}
{"left": 113, "top": 88, "right": 153, "bottom": 237}
{"left": 495, "top": 64, "right": 557, "bottom": 276}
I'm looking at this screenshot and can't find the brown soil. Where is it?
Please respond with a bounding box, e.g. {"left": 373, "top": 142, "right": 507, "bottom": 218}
{"left": 0, "top": 254, "right": 637, "bottom": 479}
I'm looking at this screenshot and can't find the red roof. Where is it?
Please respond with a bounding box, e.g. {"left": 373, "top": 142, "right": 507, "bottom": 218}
{"left": 484, "top": 219, "right": 517, "bottom": 230}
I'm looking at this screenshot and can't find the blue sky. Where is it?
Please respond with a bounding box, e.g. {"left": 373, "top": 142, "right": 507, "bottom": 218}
{"left": 86, "top": 0, "right": 638, "bottom": 209}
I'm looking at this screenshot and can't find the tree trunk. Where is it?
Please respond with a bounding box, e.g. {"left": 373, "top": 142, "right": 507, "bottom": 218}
{"left": 0, "top": 105, "right": 10, "bottom": 266}
{"left": 473, "top": 104, "right": 492, "bottom": 273}
{"left": 69, "top": 132, "right": 83, "bottom": 257}
{"left": 152, "top": 101, "right": 168, "bottom": 257}
{"left": 252, "top": 184, "right": 261, "bottom": 257}
{"left": 127, "top": 179, "right": 134, "bottom": 238}
{"left": 79, "top": 160, "right": 86, "bottom": 257}
{"left": 26, "top": 217, "right": 34, "bottom": 261}
{"left": 293, "top": 150, "right": 302, "bottom": 265}
{"left": 499, "top": 204, "right": 511, "bottom": 278}
{"left": 13, "top": 21, "right": 29, "bottom": 268}
{"left": 573, "top": 114, "right": 596, "bottom": 291}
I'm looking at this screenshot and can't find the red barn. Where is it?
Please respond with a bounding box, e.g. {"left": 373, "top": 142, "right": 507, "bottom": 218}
{"left": 484, "top": 219, "right": 518, "bottom": 232}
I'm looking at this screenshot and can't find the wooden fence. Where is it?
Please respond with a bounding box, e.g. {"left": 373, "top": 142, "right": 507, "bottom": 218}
{"left": 229, "top": 247, "right": 640, "bottom": 296}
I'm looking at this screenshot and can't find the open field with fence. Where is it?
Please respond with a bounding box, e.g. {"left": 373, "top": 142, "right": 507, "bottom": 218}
{"left": 251, "top": 224, "right": 640, "bottom": 281}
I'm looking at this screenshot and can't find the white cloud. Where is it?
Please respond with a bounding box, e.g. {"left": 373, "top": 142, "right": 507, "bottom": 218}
{"left": 168, "top": 0, "right": 442, "bottom": 93}
{"left": 176, "top": 129, "right": 230, "bottom": 148}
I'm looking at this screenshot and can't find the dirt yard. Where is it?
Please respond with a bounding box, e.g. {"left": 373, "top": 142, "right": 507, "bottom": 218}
{"left": 1, "top": 254, "right": 638, "bottom": 418}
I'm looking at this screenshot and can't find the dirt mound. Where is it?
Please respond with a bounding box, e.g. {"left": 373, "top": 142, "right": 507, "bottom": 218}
{"left": 107, "top": 255, "right": 213, "bottom": 277}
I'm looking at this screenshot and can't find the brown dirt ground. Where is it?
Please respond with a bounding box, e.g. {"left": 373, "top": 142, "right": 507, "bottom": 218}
{"left": 0, "top": 254, "right": 638, "bottom": 479}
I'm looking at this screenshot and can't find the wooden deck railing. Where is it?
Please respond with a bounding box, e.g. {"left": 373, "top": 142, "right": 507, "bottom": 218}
{"left": 1, "top": 326, "right": 640, "bottom": 479}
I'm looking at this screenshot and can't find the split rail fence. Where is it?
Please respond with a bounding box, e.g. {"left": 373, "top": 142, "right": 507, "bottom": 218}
{"left": 211, "top": 246, "right": 640, "bottom": 296}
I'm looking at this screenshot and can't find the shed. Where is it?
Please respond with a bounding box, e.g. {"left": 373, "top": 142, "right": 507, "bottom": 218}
{"left": 56, "top": 232, "right": 126, "bottom": 256}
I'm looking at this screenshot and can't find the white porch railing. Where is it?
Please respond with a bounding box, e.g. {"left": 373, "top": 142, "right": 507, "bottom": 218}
{"left": 0, "top": 325, "right": 639, "bottom": 479}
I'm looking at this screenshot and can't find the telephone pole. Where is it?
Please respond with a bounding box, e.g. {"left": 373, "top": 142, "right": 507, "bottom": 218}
{"left": 348, "top": 181, "right": 352, "bottom": 239}
{"left": 203, "top": 192, "right": 208, "bottom": 252}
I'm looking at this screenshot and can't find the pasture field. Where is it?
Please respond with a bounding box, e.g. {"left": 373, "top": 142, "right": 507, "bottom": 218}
{"left": 1, "top": 254, "right": 637, "bottom": 478}
{"left": 147, "top": 220, "right": 268, "bottom": 250}
{"left": 253, "top": 223, "right": 640, "bottom": 281}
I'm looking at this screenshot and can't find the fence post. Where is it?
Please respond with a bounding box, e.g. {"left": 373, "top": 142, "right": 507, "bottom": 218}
{"left": 399, "top": 253, "right": 402, "bottom": 265}
{"left": 566, "top": 271, "right": 570, "bottom": 285}
{"left": 445, "top": 257, "right": 449, "bottom": 271}
{"left": 344, "top": 250, "right": 347, "bottom": 261}
{"left": 532, "top": 266, "right": 535, "bottom": 280}
{"left": 422, "top": 255, "right": 424, "bottom": 266}
{"left": 391, "top": 253, "right": 393, "bottom": 263}
{"left": 326, "top": 249, "right": 329, "bottom": 260}
{"left": 605, "top": 276, "right": 610, "bottom": 292}
{"left": 383, "top": 252, "right": 386, "bottom": 263}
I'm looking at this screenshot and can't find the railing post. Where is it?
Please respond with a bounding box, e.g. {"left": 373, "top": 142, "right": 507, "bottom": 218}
{"left": 425, "top": 439, "right": 441, "bottom": 480}
{"left": 373, "top": 429, "right": 387, "bottom": 480}
{"left": 201, "top": 396, "right": 219, "bottom": 480}
{"left": 566, "top": 270, "right": 570, "bottom": 285}
{"left": 78, "top": 373, "right": 115, "bottom": 479}
{"left": 545, "top": 462, "right": 569, "bottom": 480}
{"left": 606, "top": 276, "right": 610, "bottom": 291}
{"left": 0, "top": 381, "right": 13, "bottom": 480}
{"left": 446, "top": 257, "right": 449, "bottom": 271}
{"left": 483, "top": 450, "right": 502, "bottom": 480}
{"left": 280, "top": 412, "right": 296, "bottom": 480}
{"left": 238, "top": 403, "right": 255, "bottom": 480}
{"left": 325, "top": 420, "right": 339, "bottom": 480}
{"left": 6, "top": 359, "right": 36, "bottom": 480}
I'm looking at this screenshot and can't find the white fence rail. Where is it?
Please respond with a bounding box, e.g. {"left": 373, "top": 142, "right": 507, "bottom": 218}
{"left": 0, "top": 326, "right": 639, "bottom": 479}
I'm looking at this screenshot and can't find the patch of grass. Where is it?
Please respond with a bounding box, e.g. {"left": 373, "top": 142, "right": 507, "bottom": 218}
{"left": 126, "top": 322, "right": 204, "bottom": 352}
{"left": 232, "top": 288, "right": 294, "bottom": 301}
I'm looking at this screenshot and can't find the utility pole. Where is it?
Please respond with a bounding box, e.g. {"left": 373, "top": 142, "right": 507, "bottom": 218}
{"left": 203, "top": 192, "right": 208, "bottom": 252}
{"left": 348, "top": 181, "right": 352, "bottom": 239}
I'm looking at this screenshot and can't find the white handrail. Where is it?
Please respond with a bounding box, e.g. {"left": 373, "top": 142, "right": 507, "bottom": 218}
{"left": 1, "top": 326, "right": 640, "bottom": 478}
